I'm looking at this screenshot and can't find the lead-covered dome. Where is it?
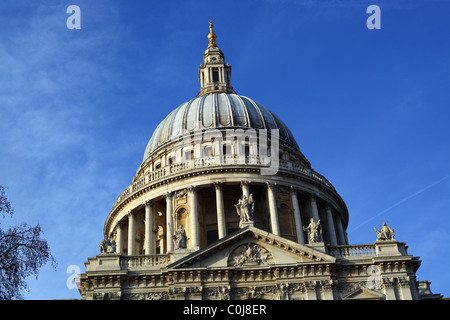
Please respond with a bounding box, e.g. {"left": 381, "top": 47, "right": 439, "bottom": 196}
{"left": 143, "top": 93, "right": 300, "bottom": 161}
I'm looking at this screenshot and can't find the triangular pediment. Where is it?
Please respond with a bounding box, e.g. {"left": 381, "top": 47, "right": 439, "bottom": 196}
{"left": 167, "top": 226, "right": 336, "bottom": 269}
{"left": 342, "top": 287, "right": 385, "bottom": 300}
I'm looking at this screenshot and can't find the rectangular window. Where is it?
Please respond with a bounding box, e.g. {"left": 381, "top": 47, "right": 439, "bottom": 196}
{"left": 212, "top": 68, "right": 219, "bottom": 82}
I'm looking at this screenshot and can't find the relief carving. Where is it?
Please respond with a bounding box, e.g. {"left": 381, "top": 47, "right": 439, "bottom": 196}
{"left": 228, "top": 243, "right": 274, "bottom": 267}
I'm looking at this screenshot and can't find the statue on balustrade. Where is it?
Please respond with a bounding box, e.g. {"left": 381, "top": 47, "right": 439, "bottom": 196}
{"left": 304, "top": 218, "right": 322, "bottom": 243}
{"left": 234, "top": 193, "right": 254, "bottom": 224}
{"left": 174, "top": 224, "right": 188, "bottom": 249}
{"left": 374, "top": 222, "right": 395, "bottom": 241}
{"left": 100, "top": 233, "right": 116, "bottom": 254}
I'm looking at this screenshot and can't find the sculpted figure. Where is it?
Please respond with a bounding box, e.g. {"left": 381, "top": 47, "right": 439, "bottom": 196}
{"left": 99, "top": 234, "right": 116, "bottom": 254}
{"left": 234, "top": 194, "right": 254, "bottom": 224}
{"left": 173, "top": 224, "right": 187, "bottom": 249}
{"left": 374, "top": 222, "right": 395, "bottom": 241}
{"left": 303, "top": 218, "right": 322, "bottom": 243}
{"left": 232, "top": 244, "right": 273, "bottom": 267}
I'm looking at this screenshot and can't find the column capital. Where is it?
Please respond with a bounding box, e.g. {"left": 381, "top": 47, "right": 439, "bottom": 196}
{"left": 127, "top": 210, "right": 134, "bottom": 217}
{"left": 290, "top": 185, "right": 298, "bottom": 194}
{"left": 266, "top": 181, "right": 277, "bottom": 190}
{"left": 144, "top": 199, "right": 152, "bottom": 207}
{"left": 240, "top": 180, "right": 251, "bottom": 187}
{"left": 187, "top": 185, "right": 198, "bottom": 192}
{"left": 213, "top": 181, "right": 223, "bottom": 189}
{"left": 164, "top": 192, "right": 173, "bottom": 199}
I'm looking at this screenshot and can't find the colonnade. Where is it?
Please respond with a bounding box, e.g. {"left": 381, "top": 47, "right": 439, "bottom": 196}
{"left": 113, "top": 181, "right": 347, "bottom": 256}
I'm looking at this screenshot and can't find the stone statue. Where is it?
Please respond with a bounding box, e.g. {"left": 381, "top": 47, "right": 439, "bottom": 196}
{"left": 234, "top": 194, "right": 254, "bottom": 224}
{"left": 303, "top": 218, "right": 322, "bottom": 243}
{"left": 374, "top": 222, "right": 395, "bottom": 241}
{"left": 100, "top": 234, "right": 116, "bottom": 254}
{"left": 173, "top": 224, "right": 187, "bottom": 249}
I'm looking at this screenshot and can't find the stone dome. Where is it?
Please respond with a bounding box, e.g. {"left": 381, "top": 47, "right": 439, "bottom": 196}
{"left": 80, "top": 21, "right": 442, "bottom": 301}
{"left": 100, "top": 21, "right": 350, "bottom": 273}
{"left": 143, "top": 93, "right": 300, "bottom": 161}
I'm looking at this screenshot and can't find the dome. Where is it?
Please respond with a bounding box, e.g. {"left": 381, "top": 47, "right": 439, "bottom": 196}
{"left": 143, "top": 93, "right": 300, "bottom": 161}
{"left": 80, "top": 21, "right": 441, "bottom": 302}
{"left": 101, "top": 21, "right": 350, "bottom": 278}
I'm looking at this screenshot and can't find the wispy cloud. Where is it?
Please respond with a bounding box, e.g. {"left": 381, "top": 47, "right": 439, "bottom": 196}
{"left": 0, "top": 2, "right": 131, "bottom": 298}
{"left": 348, "top": 174, "right": 450, "bottom": 233}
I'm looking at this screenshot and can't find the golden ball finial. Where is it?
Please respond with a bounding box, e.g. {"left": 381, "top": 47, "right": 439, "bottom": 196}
{"left": 207, "top": 21, "right": 217, "bottom": 48}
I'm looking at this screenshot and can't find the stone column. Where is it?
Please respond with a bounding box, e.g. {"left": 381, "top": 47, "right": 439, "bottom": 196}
{"left": 127, "top": 210, "right": 135, "bottom": 255}
{"left": 322, "top": 281, "right": 335, "bottom": 300}
{"left": 399, "top": 279, "right": 413, "bottom": 300}
{"left": 335, "top": 215, "right": 347, "bottom": 245}
{"left": 165, "top": 192, "right": 174, "bottom": 253}
{"left": 144, "top": 200, "right": 153, "bottom": 255}
{"left": 310, "top": 197, "right": 320, "bottom": 222}
{"left": 326, "top": 206, "right": 338, "bottom": 246}
{"left": 189, "top": 186, "right": 199, "bottom": 249}
{"left": 305, "top": 281, "right": 317, "bottom": 300}
{"left": 240, "top": 180, "right": 250, "bottom": 199}
{"left": 383, "top": 278, "right": 397, "bottom": 300}
{"left": 214, "top": 182, "right": 226, "bottom": 239}
{"left": 290, "top": 188, "right": 305, "bottom": 245}
{"left": 267, "top": 182, "right": 280, "bottom": 236}
{"left": 116, "top": 221, "right": 123, "bottom": 254}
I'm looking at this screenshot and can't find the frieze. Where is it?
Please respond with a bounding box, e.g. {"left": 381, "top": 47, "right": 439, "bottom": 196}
{"left": 339, "top": 281, "right": 368, "bottom": 294}
{"left": 233, "top": 285, "right": 277, "bottom": 300}
{"left": 123, "top": 291, "right": 169, "bottom": 300}
{"left": 168, "top": 286, "right": 203, "bottom": 299}
{"left": 92, "top": 291, "right": 121, "bottom": 300}
{"left": 203, "top": 286, "right": 231, "bottom": 300}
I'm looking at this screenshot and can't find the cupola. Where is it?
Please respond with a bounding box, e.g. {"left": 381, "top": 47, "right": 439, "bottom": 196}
{"left": 197, "top": 21, "right": 235, "bottom": 97}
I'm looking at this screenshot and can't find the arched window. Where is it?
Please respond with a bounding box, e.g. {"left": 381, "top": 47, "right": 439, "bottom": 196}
{"left": 175, "top": 206, "right": 190, "bottom": 247}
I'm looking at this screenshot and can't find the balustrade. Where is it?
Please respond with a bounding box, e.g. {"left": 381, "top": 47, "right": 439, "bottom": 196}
{"left": 328, "top": 244, "right": 376, "bottom": 259}
{"left": 113, "top": 155, "right": 336, "bottom": 209}
{"left": 120, "top": 255, "right": 171, "bottom": 269}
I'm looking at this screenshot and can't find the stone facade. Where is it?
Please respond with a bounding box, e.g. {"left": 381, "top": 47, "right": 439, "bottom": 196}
{"left": 78, "top": 226, "right": 441, "bottom": 300}
{"left": 77, "top": 23, "right": 441, "bottom": 300}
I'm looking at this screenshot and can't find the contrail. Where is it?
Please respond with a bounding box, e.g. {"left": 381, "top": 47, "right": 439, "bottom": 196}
{"left": 348, "top": 174, "right": 450, "bottom": 234}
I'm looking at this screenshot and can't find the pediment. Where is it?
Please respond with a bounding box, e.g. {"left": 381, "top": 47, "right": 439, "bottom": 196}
{"left": 167, "top": 226, "right": 336, "bottom": 269}
{"left": 342, "top": 287, "right": 385, "bottom": 300}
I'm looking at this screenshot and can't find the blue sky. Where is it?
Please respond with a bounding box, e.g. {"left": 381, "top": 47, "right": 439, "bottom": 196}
{"left": 0, "top": 0, "right": 449, "bottom": 299}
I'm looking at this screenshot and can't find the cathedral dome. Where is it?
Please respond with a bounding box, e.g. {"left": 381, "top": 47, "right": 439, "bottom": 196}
{"left": 104, "top": 21, "right": 349, "bottom": 261}
{"left": 143, "top": 93, "right": 300, "bottom": 161}
{"left": 79, "top": 22, "right": 442, "bottom": 302}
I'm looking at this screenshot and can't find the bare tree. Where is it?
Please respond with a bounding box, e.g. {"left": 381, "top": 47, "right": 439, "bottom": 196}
{"left": 0, "top": 185, "right": 56, "bottom": 300}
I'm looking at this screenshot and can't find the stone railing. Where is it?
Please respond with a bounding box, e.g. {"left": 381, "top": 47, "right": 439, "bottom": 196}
{"left": 114, "top": 155, "right": 335, "bottom": 208}
{"left": 85, "top": 254, "right": 172, "bottom": 272}
{"left": 328, "top": 244, "right": 377, "bottom": 260}
{"left": 120, "top": 254, "right": 171, "bottom": 269}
